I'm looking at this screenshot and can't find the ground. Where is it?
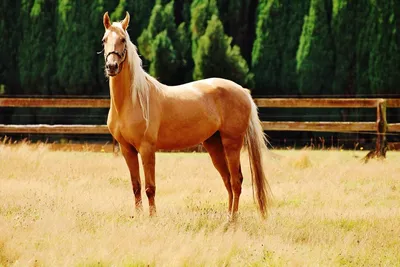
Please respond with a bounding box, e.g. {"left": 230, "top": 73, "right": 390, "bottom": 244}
{"left": 0, "top": 143, "right": 399, "bottom": 266}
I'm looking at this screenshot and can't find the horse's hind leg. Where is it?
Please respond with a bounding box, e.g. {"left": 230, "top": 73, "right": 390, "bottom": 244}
{"left": 203, "top": 132, "right": 233, "bottom": 213}
{"left": 220, "top": 135, "right": 244, "bottom": 220}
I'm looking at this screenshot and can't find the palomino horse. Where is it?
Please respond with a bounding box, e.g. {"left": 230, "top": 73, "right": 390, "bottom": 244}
{"left": 102, "top": 12, "right": 271, "bottom": 220}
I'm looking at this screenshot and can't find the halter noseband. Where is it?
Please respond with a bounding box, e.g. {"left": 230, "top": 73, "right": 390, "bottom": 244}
{"left": 104, "top": 45, "right": 127, "bottom": 63}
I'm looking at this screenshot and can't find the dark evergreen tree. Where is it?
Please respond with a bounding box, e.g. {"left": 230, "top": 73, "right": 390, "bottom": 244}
{"left": 18, "top": 0, "right": 57, "bottom": 95}
{"left": 251, "top": 0, "right": 285, "bottom": 93}
{"left": 296, "top": 0, "right": 334, "bottom": 96}
{"left": 367, "top": 0, "right": 400, "bottom": 95}
{"left": 354, "top": 0, "right": 372, "bottom": 96}
{"left": 138, "top": 1, "right": 191, "bottom": 84}
{"left": 193, "top": 15, "right": 252, "bottom": 87}
{"left": 111, "top": 0, "right": 155, "bottom": 43}
{"left": 217, "top": 0, "right": 257, "bottom": 62}
{"left": 56, "top": 1, "right": 94, "bottom": 95}
{"left": 280, "top": 1, "right": 310, "bottom": 94}
{"left": 174, "top": 0, "right": 192, "bottom": 25}
{"left": 150, "top": 31, "right": 178, "bottom": 83}
{"left": 331, "top": 0, "right": 358, "bottom": 96}
{"left": 175, "top": 22, "right": 193, "bottom": 82}
{"left": 190, "top": 0, "right": 218, "bottom": 59}
{"left": 0, "top": 0, "right": 22, "bottom": 93}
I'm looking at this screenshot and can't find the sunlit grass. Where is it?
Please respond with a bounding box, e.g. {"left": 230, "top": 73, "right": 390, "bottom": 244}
{"left": 0, "top": 143, "right": 399, "bottom": 266}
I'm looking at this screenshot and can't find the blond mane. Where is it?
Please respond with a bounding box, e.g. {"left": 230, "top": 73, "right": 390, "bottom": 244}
{"left": 113, "top": 22, "right": 163, "bottom": 129}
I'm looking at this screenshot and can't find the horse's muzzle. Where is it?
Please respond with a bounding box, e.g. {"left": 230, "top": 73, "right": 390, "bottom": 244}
{"left": 105, "top": 62, "right": 120, "bottom": 77}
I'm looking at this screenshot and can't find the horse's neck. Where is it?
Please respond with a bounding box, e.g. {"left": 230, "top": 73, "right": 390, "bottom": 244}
{"left": 109, "top": 63, "right": 134, "bottom": 114}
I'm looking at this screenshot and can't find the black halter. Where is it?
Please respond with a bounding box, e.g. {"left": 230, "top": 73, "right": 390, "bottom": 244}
{"left": 104, "top": 46, "right": 127, "bottom": 62}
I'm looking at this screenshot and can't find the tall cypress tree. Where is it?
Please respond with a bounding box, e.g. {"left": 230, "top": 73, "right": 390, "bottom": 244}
{"left": 190, "top": 0, "right": 218, "bottom": 59}
{"left": 55, "top": 0, "right": 110, "bottom": 95}
{"left": 354, "top": 0, "right": 372, "bottom": 96}
{"left": 216, "top": 0, "right": 258, "bottom": 63}
{"left": 252, "top": 0, "right": 309, "bottom": 95}
{"left": 138, "top": 1, "right": 190, "bottom": 85}
{"left": 150, "top": 30, "right": 178, "bottom": 82}
{"left": 174, "top": 0, "right": 192, "bottom": 25}
{"left": 111, "top": 0, "right": 155, "bottom": 43}
{"left": 56, "top": 1, "right": 91, "bottom": 95}
{"left": 331, "top": 0, "right": 358, "bottom": 96}
{"left": 280, "top": 1, "right": 310, "bottom": 94}
{"left": 367, "top": 0, "right": 400, "bottom": 95}
{"left": 296, "top": 0, "right": 334, "bottom": 96}
{"left": 193, "top": 15, "right": 252, "bottom": 86}
{"left": 251, "top": 0, "right": 285, "bottom": 94}
{"left": 0, "top": 0, "right": 22, "bottom": 93}
{"left": 18, "top": 0, "right": 57, "bottom": 95}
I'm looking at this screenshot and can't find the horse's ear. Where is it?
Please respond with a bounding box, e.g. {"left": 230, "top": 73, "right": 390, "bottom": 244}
{"left": 103, "top": 12, "right": 111, "bottom": 30}
{"left": 121, "top": 12, "right": 130, "bottom": 31}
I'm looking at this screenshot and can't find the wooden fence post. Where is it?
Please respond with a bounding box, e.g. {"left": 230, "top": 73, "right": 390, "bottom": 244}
{"left": 363, "top": 99, "right": 388, "bottom": 163}
{"left": 376, "top": 99, "right": 388, "bottom": 156}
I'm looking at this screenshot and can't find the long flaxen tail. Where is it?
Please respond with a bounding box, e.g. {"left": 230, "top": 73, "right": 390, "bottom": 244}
{"left": 244, "top": 95, "right": 272, "bottom": 219}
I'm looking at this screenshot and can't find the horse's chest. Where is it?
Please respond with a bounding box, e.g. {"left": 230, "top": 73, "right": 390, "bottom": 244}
{"left": 107, "top": 113, "right": 145, "bottom": 149}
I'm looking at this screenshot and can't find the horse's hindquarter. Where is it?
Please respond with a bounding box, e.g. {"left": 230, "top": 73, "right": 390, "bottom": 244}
{"left": 156, "top": 78, "right": 251, "bottom": 150}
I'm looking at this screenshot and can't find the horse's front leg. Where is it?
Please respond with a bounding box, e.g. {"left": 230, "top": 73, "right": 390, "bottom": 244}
{"left": 139, "top": 142, "right": 157, "bottom": 216}
{"left": 120, "top": 145, "right": 143, "bottom": 213}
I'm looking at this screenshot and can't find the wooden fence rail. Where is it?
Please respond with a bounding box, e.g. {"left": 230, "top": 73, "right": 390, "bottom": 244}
{"left": 2, "top": 97, "right": 400, "bottom": 108}
{"left": 1, "top": 97, "right": 400, "bottom": 157}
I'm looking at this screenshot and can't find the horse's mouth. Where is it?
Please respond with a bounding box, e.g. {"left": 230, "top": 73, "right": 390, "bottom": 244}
{"left": 105, "top": 69, "right": 121, "bottom": 77}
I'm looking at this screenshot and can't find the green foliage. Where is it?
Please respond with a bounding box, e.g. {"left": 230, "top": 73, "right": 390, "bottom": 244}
{"left": 138, "top": 1, "right": 191, "bottom": 85}
{"left": 110, "top": 0, "right": 127, "bottom": 21}
{"left": 111, "top": 0, "right": 155, "bottom": 42}
{"left": 18, "top": 0, "right": 56, "bottom": 95}
{"left": 252, "top": 0, "right": 285, "bottom": 92}
{"left": 190, "top": 0, "right": 219, "bottom": 58}
{"left": 280, "top": 1, "right": 310, "bottom": 94}
{"left": 175, "top": 22, "right": 194, "bottom": 82}
{"left": 56, "top": 1, "right": 90, "bottom": 94}
{"left": 150, "top": 31, "right": 177, "bottom": 83}
{"left": 331, "top": 0, "right": 357, "bottom": 95}
{"left": 355, "top": 0, "right": 372, "bottom": 96}
{"left": 252, "top": 0, "right": 309, "bottom": 94}
{"left": 138, "top": 2, "right": 178, "bottom": 81}
{"left": 217, "top": 0, "right": 255, "bottom": 62}
{"left": 193, "top": 15, "right": 253, "bottom": 87}
{"left": 0, "top": 0, "right": 22, "bottom": 92}
{"left": 296, "top": 0, "right": 334, "bottom": 95}
{"left": 1, "top": 0, "right": 400, "bottom": 100}
{"left": 367, "top": 0, "right": 400, "bottom": 95}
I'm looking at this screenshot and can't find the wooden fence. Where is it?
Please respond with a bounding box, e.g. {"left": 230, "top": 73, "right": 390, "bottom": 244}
{"left": 1, "top": 97, "right": 400, "bottom": 154}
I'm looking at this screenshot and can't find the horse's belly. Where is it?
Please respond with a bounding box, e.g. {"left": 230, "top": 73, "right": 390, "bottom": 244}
{"left": 156, "top": 122, "right": 218, "bottom": 150}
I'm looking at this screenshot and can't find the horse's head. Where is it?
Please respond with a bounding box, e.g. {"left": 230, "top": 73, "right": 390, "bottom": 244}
{"left": 102, "top": 12, "right": 130, "bottom": 77}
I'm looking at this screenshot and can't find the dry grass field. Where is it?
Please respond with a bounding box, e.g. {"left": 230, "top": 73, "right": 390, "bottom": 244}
{"left": 0, "top": 143, "right": 399, "bottom": 266}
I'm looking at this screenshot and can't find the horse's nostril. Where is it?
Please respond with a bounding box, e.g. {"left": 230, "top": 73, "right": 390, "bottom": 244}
{"left": 106, "top": 63, "right": 118, "bottom": 71}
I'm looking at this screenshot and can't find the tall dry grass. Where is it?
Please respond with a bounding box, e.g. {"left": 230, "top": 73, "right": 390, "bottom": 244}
{"left": 0, "top": 143, "right": 399, "bottom": 266}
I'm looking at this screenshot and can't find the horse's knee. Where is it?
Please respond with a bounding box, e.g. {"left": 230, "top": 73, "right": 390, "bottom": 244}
{"left": 232, "top": 182, "right": 242, "bottom": 196}
{"left": 145, "top": 186, "right": 156, "bottom": 198}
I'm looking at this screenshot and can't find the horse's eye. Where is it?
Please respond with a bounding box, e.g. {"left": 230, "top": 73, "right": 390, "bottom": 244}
{"left": 121, "top": 38, "right": 126, "bottom": 43}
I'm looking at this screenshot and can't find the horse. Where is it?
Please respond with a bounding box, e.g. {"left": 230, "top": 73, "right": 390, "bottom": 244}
{"left": 101, "top": 11, "right": 272, "bottom": 220}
